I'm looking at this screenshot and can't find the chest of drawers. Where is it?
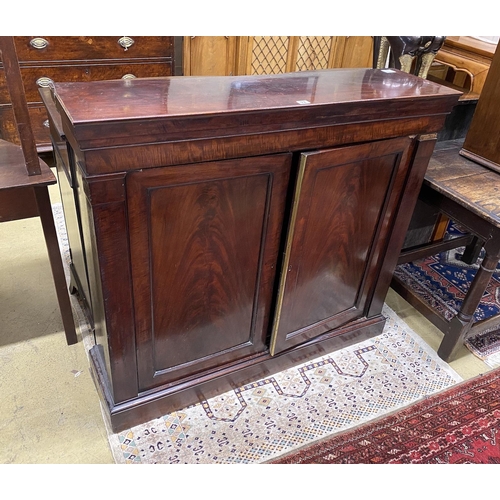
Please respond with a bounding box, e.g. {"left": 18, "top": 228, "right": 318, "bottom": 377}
{"left": 0, "top": 36, "right": 182, "bottom": 151}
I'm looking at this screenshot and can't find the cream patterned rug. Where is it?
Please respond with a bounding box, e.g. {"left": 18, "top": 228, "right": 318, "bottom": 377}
{"left": 106, "top": 306, "right": 462, "bottom": 464}
{"left": 52, "top": 203, "right": 463, "bottom": 464}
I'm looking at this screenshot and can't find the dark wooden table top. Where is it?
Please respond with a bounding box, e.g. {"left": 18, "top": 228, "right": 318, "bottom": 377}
{"left": 0, "top": 140, "right": 55, "bottom": 189}
{"left": 425, "top": 139, "right": 500, "bottom": 228}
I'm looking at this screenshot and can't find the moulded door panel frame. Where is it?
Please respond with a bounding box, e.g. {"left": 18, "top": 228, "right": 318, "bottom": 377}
{"left": 126, "top": 153, "right": 292, "bottom": 392}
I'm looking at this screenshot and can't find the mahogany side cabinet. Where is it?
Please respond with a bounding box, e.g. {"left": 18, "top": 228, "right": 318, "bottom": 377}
{"left": 43, "top": 69, "right": 460, "bottom": 432}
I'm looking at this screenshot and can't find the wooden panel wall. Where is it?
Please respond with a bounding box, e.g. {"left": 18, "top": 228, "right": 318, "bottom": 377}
{"left": 183, "top": 36, "right": 374, "bottom": 76}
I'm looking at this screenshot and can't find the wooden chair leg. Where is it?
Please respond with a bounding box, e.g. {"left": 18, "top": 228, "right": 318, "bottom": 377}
{"left": 34, "top": 185, "right": 78, "bottom": 345}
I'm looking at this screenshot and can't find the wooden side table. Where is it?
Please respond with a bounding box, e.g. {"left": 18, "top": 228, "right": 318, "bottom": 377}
{"left": 392, "top": 139, "right": 500, "bottom": 362}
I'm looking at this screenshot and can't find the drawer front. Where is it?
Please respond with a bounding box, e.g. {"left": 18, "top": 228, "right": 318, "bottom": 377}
{"left": 0, "top": 104, "right": 53, "bottom": 150}
{"left": 0, "top": 62, "right": 173, "bottom": 104}
{"left": 13, "top": 36, "right": 174, "bottom": 62}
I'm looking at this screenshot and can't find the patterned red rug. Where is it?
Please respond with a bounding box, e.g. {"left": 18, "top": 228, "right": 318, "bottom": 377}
{"left": 271, "top": 368, "right": 500, "bottom": 464}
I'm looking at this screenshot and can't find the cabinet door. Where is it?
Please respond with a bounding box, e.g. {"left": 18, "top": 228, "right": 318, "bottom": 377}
{"left": 332, "top": 36, "right": 374, "bottom": 68}
{"left": 245, "top": 36, "right": 293, "bottom": 75}
{"left": 183, "top": 36, "right": 237, "bottom": 76}
{"left": 270, "top": 137, "right": 412, "bottom": 355}
{"left": 127, "top": 154, "right": 291, "bottom": 391}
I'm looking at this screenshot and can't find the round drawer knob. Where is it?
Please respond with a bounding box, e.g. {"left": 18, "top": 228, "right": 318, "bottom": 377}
{"left": 43, "top": 120, "right": 50, "bottom": 128}
{"left": 30, "top": 37, "right": 49, "bottom": 50}
{"left": 36, "top": 77, "right": 54, "bottom": 88}
{"left": 121, "top": 74, "right": 137, "bottom": 80}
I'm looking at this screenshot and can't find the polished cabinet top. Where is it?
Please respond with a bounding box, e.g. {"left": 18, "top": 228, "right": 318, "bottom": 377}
{"left": 52, "top": 68, "right": 461, "bottom": 175}
{"left": 54, "top": 68, "right": 460, "bottom": 125}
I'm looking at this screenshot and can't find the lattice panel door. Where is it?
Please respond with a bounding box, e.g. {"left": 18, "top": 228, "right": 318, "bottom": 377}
{"left": 296, "top": 37, "right": 334, "bottom": 71}
{"left": 250, "top": 36, "right": 291, "bottom": 75}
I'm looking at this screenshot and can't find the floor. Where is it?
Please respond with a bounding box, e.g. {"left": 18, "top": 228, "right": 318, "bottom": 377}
{"left": 0, "top": 175, "right": 492, "bottom": 464}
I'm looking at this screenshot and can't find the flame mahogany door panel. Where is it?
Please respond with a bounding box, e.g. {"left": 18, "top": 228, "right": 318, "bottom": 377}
{"left": 127, "top": 154, "right": 291, "bottom": 391}
{"left": 270, "top": 137, "right": 413, "bottom": 355}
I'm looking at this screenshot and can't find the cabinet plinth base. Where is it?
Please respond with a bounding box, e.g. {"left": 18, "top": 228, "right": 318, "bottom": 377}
{"left": 90, "top": 315, "right": 386, "bottom": 433}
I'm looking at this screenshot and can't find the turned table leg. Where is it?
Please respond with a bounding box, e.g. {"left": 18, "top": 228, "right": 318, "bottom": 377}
{"left": 438, "top": 244, "right": 500, "bottom": 361}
